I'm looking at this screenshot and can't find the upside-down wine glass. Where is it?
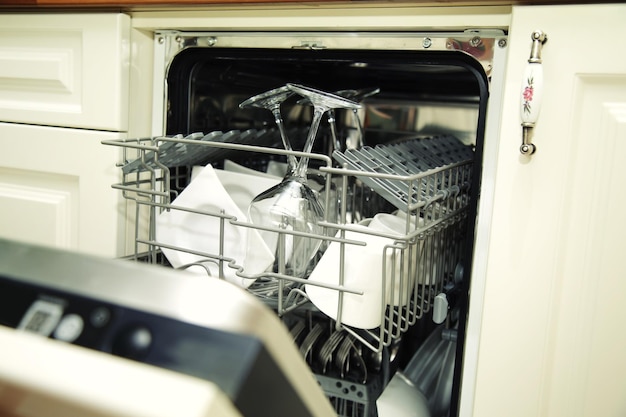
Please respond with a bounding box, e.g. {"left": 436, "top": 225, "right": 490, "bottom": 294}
{"left": 299, "top": 87, "right": 380, "bottom": 154}
{"left": 334, "top": 87, "right": 380, "bottom": 149}
{"left": 325, "top": 88, "right": 381, "bottom": 224}
{"left": 247, "top": 83, "right": 361, "bottom": 277}
{"left": 239, "top": 85, "right": 298, "bottom": 173}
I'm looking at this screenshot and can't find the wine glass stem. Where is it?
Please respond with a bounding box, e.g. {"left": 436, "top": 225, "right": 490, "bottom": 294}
{"left": 272, "top": 108, "right": 298, "bottom": 173}
{"left": 328, "top": 109, "right": 341, "bottom": 153}
{"left": 296, "top": 107, "right": 325, "bottom": 179}
{"left": 353, "top": 109, "right": 365, "bottom": 148}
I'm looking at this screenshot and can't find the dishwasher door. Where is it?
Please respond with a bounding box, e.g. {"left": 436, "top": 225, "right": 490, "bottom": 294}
{"left": 0, "top": 238, "right": 336, "bottom": 417}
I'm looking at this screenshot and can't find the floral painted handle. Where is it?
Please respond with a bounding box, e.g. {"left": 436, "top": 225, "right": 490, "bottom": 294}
{"left": 520, "top": 30, "right": 547, "bottom": 156}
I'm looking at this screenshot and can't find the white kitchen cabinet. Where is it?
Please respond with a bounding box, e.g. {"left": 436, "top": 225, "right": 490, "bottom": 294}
{"left": 0, "top": 123, "right": 125, "bottom": 257}
{"left": 0, "top": 13, "right": 130, "bottom": 257}
{"left": 462, "top": 4, "right": 626, "bottom": 417}
{"left": 0, "top": 13, "right": 130, "bottom": 131}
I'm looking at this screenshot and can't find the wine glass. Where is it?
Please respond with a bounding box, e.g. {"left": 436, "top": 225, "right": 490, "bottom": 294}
{"left": 299, "top": 87, "right": 380, "bottom": 153}
{"left": 287, "top": 84, "right": 361, "bottom": 179}
{"left": 239, "top": 85, "right": 298, "bottom": 173}
{"left": 334, "top": 87, "right": 380, "bottom": 149}
{"left": 247, "top": 84, "right": 361, "bottom": 277}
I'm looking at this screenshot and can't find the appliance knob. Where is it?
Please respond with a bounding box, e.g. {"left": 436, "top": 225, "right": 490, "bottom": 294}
{"left": 90, "top": 307, "right": 111, "bottom": 328}
{"left": 112, "top": 325, "right": 153, "bottom": 360}
{"left": 53, "top": 314, "right": 84, "bottom": 343}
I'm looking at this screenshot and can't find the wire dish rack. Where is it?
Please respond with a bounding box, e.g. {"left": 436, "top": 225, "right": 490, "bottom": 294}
{"left": 103, "top": 130, "right": 472, "bottom": 415}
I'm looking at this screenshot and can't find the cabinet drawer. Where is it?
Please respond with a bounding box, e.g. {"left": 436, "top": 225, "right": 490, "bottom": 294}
{"left": 0, "top": 13, "right": 130, "bottom": 131}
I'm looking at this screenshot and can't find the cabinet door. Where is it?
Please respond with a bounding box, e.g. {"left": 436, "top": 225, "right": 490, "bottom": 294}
{"left": 0, "top": 14, "right": 129, "bottom": 131}
{"left": 0, "top": 123, "right": 125, "bottom": 257}
{"left": 465, "top": 4, "right": 626, "bottom": 417}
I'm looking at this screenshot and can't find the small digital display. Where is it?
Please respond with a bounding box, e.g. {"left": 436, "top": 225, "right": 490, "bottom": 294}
{"left": 17, "top": 299, "right": 64, "bottom": 337}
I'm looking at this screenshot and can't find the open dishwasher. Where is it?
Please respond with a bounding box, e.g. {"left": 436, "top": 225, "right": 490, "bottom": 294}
{"left": 102, "top": 30, "right": 498, "bottom": 417}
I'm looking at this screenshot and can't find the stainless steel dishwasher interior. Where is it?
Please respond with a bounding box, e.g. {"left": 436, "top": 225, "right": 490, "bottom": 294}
{"left": 104, "top": 30, "right": 499, "bottom": 417}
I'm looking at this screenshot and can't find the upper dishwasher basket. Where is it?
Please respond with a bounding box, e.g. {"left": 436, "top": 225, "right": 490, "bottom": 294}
{"left": 103, "top": 131, "right": 472, "bottom": 354}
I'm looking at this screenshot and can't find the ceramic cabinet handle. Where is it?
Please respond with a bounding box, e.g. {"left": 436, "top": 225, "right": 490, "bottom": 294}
{"left": 520, "top": 30, "right": 547, "bottom": 156}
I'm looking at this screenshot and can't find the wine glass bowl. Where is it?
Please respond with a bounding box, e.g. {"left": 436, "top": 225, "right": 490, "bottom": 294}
{"left": 248, "top": 173, "right": 325, "bottom": 277}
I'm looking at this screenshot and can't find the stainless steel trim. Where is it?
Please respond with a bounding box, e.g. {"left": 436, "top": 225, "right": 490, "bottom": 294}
{"left": 156, "top": 29, "right": 504, "bottom": 74}
{"left": 150, "top": 29, "right": 505, "bottom": 135}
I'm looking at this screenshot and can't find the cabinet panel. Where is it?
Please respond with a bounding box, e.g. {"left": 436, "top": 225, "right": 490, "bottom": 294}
{"left": 464, "top": 4, "right": 626, "bottom": 417}
{"left": 0, "top": 122, "right": 126, "bottom": 257}
{"left": 0, "top": 13, "right": 130, "bottom": 131}
{"left": 545, "top": 76, "right": 626, "bottom": 417}
{"left": 0, "top": 169, "right": 77, "bottom": 249}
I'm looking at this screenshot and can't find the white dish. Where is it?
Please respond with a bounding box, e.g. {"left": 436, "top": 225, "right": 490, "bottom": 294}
{"left": 370, "top": 212, "right": 411, "bottom": 235}
{"left": 224, "top": 159, "right": 282, "bottom": 180}
{"left": 369, "top": 213, "right": 418, "bottom": 305}
{"left": 216, "top": 169, "right": 281, "bottom": 215}
{"left": 265, "top": 160, "right": 289, "bottom": 178}
{"left": 305, "top": 225, "right": 397, "bottom": 329}
{"left": 190, "top": 165, "right": 281, "bottom": 215}
{"left": 156, "top": 165, "right": 276, "bottom": 288}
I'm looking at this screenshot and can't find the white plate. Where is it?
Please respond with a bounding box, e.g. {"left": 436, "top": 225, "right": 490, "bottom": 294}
{"left": 191, "top": 164, "right": 281, "bottom": 214}
{"left": 305, "top": 225, "right": 395, "bottom": 329}
{"left": 265, "top": 160, "right": 289, "bottom": 178}
{"left": 156, "top": 165, "right": 276, "bottom": 288}
{"left": 215, "top": 169, "right": 281, "bottom": 215}
{"left": 224, "top": 159, "right": 282, "bottom": 180}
